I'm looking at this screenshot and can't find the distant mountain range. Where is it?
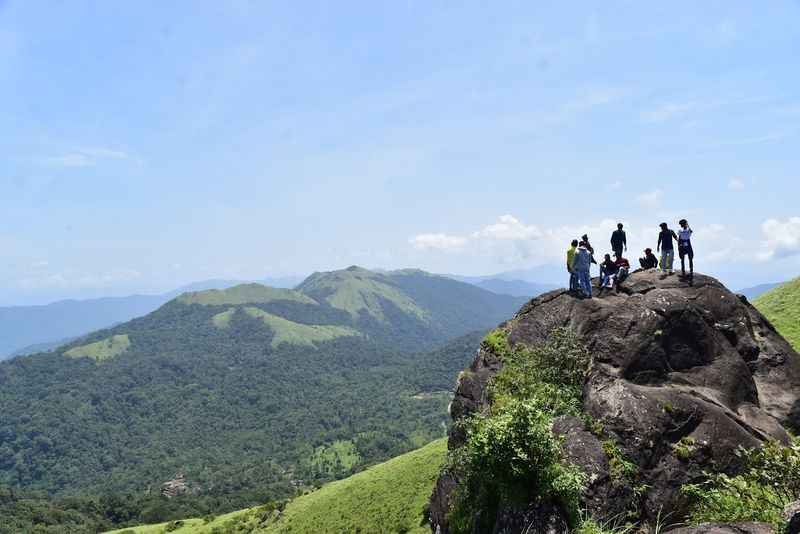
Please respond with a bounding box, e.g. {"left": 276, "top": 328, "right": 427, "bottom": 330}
{"left": 737, "top": 281, "right": 784, "bottom": 300}
{"left": 0, "top": 277, "right": 303, "bottom": 360}
{"left": 0, "top": 271, "right": 542, "bottom": 360}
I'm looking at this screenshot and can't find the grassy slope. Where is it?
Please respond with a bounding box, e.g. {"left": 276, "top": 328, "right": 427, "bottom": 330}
{"left": 242, "top": 307, "right": 359, "bottom": 347}
{"left": 64, "top": 334, "right": 131, "bottom": 361}
{"left": 106, "top": 438, "right": 447, "bottom": 534}
{"left": 297, "top": 267, "right": 428, "bottom": 321}
{"left": 754, "top": 277, "right": 800, "bottom": 350}
{"left": 178, "top": 284, "right": 317, "bottom": 306}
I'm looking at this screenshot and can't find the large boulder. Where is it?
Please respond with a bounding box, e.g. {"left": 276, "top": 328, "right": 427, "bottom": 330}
{"left": 431, "top": 270, "right": 800, "bottom": 533}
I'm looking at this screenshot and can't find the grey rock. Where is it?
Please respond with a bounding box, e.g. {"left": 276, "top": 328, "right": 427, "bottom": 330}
{"left": 785, "top": 499, "right": 800, "bottom": 534}
{"left": 430, "top": 270, "right": 800, "bottom": 532}
{"left": 492, "top": 502, "right": 568, "bottom": 534}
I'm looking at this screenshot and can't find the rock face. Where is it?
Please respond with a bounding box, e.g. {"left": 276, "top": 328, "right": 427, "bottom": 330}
{"left": 430, "top": 270, "right": 800, "bottom": 533}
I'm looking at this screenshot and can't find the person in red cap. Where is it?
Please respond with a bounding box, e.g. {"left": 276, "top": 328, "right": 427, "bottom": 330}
{"left": 639, "top": 248, "right": 658, "bottom": 269}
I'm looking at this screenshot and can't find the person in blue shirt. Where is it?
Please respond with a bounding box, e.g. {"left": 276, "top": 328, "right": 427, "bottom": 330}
{"left": 572, "top": 241, "right": 593, "bottom": 298}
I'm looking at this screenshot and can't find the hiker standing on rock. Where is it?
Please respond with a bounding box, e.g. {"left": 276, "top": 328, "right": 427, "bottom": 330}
{"left": 657, "top": 222, "right": 678, "bottom": 275}
{"left": 611, "top": 223, "right": 627, "bottom": 258}
{"left": 581, "top": 234, "right": 598, "bottom": 265}
{"left": 573, "top": 241, "right": 593, "bottom": 298}
{"left": 678, "top": 219, "right": 694, "bottom": 278}
{"left": 566, "top": 239, "right": 579, "bottom": 294}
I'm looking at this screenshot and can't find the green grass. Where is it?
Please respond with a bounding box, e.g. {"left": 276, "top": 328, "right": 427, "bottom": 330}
{"left": 243, "top": 307, "right": 359, "bottom": 347}
{"left": 754, "top": 277, "right": 800, "bottom": 350}
{"left": 298, "top": 267, "right": 428, "bottom": 322}
{"left": 211, "top": 308, "right": 235, "bottom": 329}
{"left": 178, "top": 284, "right": 317, "bottom": 306}
{"left": 104, "top": 439, "right": 447, "bottom": 534}
{"left": 309, "top": 440, "right": 360, "bottom": 476}
{"left": 64, "top": 334, "right": 131, "bottom": 362}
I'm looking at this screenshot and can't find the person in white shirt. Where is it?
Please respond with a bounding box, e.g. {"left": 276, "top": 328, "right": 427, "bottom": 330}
{"left": 677, "top": 219, "right": 694, "bottom": 278}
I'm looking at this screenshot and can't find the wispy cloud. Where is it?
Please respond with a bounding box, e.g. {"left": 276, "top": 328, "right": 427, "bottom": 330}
{"left": 728, "top": 178, "right": 746, "bottom": 191}
{"left": 641, "top": 94, "right": 783, "bottom": 124}
{"left": 471, "top": 215, "right": 541, "bottom": 241}
{"left": 43, "top": 146, "right": 132, "bottom": 168}
{"left": 641, "top": 102, "right": 698, "bottom": 123}
{"left": 409, "top": 233, "right": 468, "bottom": 251}
{"left": 636, "top": 189, "right": 663, "bottom": 207}
{"left": 702, "top": 131, "right": 793, "bottom": 149}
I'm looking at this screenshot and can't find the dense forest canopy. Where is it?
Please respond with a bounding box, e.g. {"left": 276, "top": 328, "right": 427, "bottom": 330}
{"left": 0, "top": 267, "right": 524, "bottom": 532}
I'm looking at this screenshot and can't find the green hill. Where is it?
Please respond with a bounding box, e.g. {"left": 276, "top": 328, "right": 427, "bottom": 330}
{"left": 754, "top": 276, "right": 800, "bottom": 350}
{"left": 0, "top": 267, "right": 521, "bottom": 530}
{"left": 105, "top": 438, "right": 446, "bottom": 534}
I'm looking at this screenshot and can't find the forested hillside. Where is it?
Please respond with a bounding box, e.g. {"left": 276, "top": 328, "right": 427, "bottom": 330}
{"left": 104, "top": 439, "right": 447, "bottom": 534}
{"left": 0, "top": 267, "right": 520, "bottom": 531}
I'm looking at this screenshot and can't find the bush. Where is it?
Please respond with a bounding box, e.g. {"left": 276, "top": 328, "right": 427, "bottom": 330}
{"left": 447, "top": 328, "right": 590, "bottom": 533}
{"left": 682, "top": 438, "right": 800, "bottom": 531}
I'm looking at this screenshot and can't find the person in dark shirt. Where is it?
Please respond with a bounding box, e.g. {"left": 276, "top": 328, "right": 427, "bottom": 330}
{"left": 639, "top": 248, "right": 658, "bottom": 269}
{"left": 657, "top": 222, "right": 678, "bottom": 274}
{"left": 599, "top": 254, "right": 619, "bottom": 293}
{"left": 614, "top": 252, "right": 630, "bottom": 287}
{"left": 581, "top": 234, "right": 598, "bottom": 265}
{"left": 610, "top": 223, "right": 627, "bottom": 258}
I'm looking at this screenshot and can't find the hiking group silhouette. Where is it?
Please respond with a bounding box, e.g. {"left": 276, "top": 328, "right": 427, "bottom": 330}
{"left": 567, "top": 220, "right": 694, "bottom": 298}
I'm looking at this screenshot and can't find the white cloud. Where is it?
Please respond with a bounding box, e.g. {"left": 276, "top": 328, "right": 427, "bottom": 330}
{"left": 607, "top": 180, "right": 623, "bottom": 191}
{"left": 471, "top": 214, "right": 542, "bottom": 241}
{"left": 636, "top": 189, "right": 663, "bottom": 207}
{"left": 728, "top": 178, "right": 745, "bottom": 191}
{"left": 79, "top": 147, "right": 130, "bottom": 159}
{"left": 758, "top": 217, "right": 800, "bottom": 260}
{"left": 409, "top": 233, "right": 468, "bottom": 251}
{"left": 44, "top": 146, "right": 131, "bottom": 168}
{"left": 48, "top": 153, "right": 94, "bottom": 167}
{"left": 641, "top": 102, "right": 697, "bottom": 123}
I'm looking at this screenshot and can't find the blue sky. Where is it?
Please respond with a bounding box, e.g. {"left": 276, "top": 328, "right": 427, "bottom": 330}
{"left": 1, "top": 1, "right": 799, "bottom": 304}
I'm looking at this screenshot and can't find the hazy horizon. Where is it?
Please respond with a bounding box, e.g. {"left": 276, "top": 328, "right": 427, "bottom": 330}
{"left": 2, "top": 1, "right": 799, "bottom": 305}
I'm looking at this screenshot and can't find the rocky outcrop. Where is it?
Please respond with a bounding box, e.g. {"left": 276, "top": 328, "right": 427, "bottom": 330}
{"left": 786, "top": 500, "right": 800, "bottom": 534}
{"left": 431, "top": 270, "right": 800, "bottom": 533}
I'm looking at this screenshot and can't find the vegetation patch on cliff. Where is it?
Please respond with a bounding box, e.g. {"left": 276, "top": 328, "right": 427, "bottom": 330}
{"left": 447, "top": 328, "right": 590, "bottom": 533}
{"left": 242, "top": 307, "right": 359, "bottom": 347}
{"left": 682, "top": 437, "right": 800, "bottom": 531}
{"left": 106, "top": 439, "right": 447, "bottom": 534}
{"left": 177, "top": 284, "right": 317, "bottom": 307}
{"left": 64, "top": 334, "right": 131, "bottom": 361}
